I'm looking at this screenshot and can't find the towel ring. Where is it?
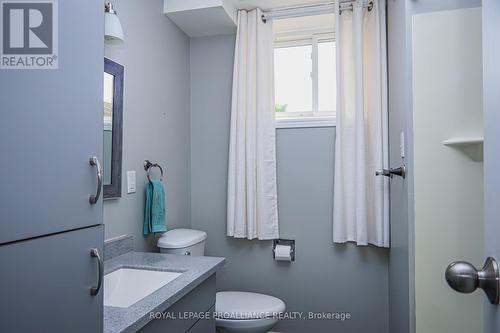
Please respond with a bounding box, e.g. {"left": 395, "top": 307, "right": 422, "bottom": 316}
{"left": 144, "top": 160, "right": 164, "bottom": 182}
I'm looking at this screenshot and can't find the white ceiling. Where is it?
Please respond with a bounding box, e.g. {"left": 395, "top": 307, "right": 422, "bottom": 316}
{"left": 233, "top": 0, "right": 332, "bottom": 11}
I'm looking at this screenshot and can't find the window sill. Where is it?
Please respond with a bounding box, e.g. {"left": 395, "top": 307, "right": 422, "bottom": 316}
{"left": 275, "top": 116, "right": 336, "bottom": 129}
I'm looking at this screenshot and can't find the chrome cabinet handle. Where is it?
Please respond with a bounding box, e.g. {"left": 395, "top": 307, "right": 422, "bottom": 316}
{"left": 445, "top": 257, "right": 500, "bottom": 304}
{"left": 90, "top": 248, "right": 103, "bottom": 296}
{"left": 89, "top": 157, "right": 102, "bottom": 204}
{"left": 375, "top": 165, "right": 406, "bottom": 179}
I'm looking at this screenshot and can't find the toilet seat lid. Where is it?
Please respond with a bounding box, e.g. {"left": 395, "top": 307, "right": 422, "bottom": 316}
{"left": 157, "top": 229, "right": 207, "bottom": 249}
{"left": 216, "top": 291, "right": 286, "bottom": 319}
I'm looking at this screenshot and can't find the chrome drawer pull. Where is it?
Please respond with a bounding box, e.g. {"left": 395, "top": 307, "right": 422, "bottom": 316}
{"left": 90, "top": 248, "right": 103, "bottom": 296}
{"left": 89, "top": 157, "right": 102, "bottom": 204}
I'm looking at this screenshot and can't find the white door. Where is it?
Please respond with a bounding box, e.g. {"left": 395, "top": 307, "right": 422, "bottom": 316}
{"left": 412, "top": 1, "right": 500, "bottom": 333}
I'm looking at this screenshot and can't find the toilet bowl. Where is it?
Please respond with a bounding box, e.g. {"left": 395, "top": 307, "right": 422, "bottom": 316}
{"left": 215, "top": 291, "right": 285, "bottom": 333}
{"left": 157, "top": 229, "right": 286, "bottom": 333}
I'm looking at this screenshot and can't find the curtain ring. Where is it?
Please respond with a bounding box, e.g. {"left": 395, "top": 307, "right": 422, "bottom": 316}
{"left": 368, "top": 1, "right": 374, "bottom": 11}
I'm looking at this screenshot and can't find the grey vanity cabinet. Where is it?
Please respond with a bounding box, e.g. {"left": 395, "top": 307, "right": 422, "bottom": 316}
{"left": 140, "top": 274, "right": 216, "bottom": 333}
{"left": 0, "top": 225, "right": 104, "bottom": 333}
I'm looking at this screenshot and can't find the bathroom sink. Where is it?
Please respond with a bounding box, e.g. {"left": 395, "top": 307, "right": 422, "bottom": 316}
{"left": 104, "top": 268, "right": 182, "bottom": 308}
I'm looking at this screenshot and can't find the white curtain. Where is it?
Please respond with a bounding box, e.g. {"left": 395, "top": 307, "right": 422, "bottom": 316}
{"left": 333, "top": 0, "right": 389, "bottom": 247}
{"left": 227, "top": 8, "right": 279, "bottom": 240}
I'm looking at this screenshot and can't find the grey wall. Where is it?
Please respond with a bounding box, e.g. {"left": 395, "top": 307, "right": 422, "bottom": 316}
{"left": 387, "top": 1, "right": 412, "bottom": 333}
{"left": 190, "top": 34, "right": 389, "bottom": 332}
{"left": 482, "top": 1, "right": 500, "bottom": 332}
{"left": 103, "top": 0, "right": 191, "bottom": 251}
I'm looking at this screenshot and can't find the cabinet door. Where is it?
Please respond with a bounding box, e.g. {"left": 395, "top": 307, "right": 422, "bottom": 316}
{"left": 0, "top": 225, "right": 104, "bottom": 333}
{"left": 0, "top": 0, "right": 104, "bottom": 244}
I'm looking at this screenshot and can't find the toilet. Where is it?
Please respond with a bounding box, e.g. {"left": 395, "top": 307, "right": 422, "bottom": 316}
{"left": 157, "top": 228, "right": 286, "bottom": 333}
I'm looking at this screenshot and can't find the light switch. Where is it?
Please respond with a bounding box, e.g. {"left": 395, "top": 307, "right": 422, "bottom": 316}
{"left": 400, "top": 131, "right": 405, "bottom": 159}
{"left": 127, "top": 171, "right": 136, "bottom": 194}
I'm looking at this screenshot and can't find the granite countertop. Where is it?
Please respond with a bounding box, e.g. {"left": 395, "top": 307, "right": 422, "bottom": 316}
{"left": 104, "top": 251, "right": 225, "bottom": 333}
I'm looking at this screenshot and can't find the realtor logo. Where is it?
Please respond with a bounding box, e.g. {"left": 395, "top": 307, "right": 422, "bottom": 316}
{"left": 1, "top": 1, "right": 58, "bottom": 69}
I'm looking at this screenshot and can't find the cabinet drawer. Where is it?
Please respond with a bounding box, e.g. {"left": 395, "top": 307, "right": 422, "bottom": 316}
{"left": 140, "top": 274, "right": 216, "bottom": 333}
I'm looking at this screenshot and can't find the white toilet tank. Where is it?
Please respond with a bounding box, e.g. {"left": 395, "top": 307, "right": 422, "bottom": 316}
{"left": 157, "top": 228, "right": 207, "bottom": 256}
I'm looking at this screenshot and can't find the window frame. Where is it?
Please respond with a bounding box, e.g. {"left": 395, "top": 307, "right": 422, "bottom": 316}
{"left": 274, "top": 31, "right": 337, "bottom": 128}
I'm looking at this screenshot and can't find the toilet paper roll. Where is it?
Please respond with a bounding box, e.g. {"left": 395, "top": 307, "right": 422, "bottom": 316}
{"left": 274, "top": 244, "right": 292, "bottom": 261}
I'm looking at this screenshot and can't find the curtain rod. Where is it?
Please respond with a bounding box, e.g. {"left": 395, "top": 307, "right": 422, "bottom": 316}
{"left": 261, "top": 1, "right": 373, "bottom": 22}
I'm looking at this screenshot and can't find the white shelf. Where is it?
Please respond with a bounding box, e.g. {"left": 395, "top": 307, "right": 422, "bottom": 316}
{"left": 443, "top": 137, "right": 484, "bottom": 146}
{"left": 164, "top": 0, "right": 237, "bottom": 37}
{"left": 443, "top": 137, "right": 483, "bottom": 162}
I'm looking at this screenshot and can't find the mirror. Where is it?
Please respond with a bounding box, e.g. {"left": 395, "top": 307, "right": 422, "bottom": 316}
{"left": 103, "top": 58, "right": 123, "bottom": 199}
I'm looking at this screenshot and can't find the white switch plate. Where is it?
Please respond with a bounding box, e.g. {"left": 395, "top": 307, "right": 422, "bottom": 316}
{"left": 127, "top": 171, "right": 136, "bottom": 194}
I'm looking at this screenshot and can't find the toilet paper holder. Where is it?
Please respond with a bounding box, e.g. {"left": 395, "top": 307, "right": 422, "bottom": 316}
{"left": 273, "top": 239, "right": 295, "bottom": 262}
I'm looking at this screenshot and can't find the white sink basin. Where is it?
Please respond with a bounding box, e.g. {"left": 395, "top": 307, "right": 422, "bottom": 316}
{"left": 104, "top": 268, "right": 182, "bottom": 308}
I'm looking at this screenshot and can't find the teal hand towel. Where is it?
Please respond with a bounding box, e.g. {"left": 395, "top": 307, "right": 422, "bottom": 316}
{"left": 144, "top": 180, "right": 167, "bottom": 234}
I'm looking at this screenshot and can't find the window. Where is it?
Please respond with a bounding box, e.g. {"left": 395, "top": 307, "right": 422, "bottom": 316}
{"left": 274, "top": 33, "right": 336, "bottom": 128}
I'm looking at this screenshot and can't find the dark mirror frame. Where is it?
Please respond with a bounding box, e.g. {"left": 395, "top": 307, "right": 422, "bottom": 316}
{"left": 104, "top": 57, "right": 124, "bottom": 199}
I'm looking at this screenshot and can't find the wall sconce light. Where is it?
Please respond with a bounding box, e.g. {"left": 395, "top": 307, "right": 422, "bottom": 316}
{"left": 105, "top": 2, "right": 124, "bottom": 43}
